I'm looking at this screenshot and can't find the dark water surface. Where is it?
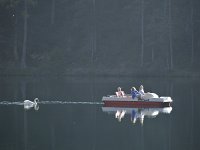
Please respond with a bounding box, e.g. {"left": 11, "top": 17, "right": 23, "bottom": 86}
{"left": 0, "top": 76, "right": 199, "bottom": 150}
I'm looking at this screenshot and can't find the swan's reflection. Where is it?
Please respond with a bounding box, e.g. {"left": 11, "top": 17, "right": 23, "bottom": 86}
{"left": 102, "top": 107, "right": 172, "bottom": 125}
{"left": 24, "top": 98, "right": 39, "bottom": 110}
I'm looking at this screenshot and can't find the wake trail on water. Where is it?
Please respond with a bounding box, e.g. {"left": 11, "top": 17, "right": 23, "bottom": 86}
{"left": 0, "top": 101, "right": 23, "bottom": 105}
{"left": 0, "top": 101, "right": 103, "bottom": 105}
{"left": 39, "top": 101, "right": 103, "bottom": 105}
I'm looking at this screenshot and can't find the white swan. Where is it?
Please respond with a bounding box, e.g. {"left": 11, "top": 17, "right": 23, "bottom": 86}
{"left": 24, "top": 98, "right": 39, "bottom": 110}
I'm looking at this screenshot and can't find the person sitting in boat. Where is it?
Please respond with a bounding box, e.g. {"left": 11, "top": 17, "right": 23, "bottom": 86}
{"left": 131, "top": 87, "right": 141, "bottom": 99}
{"left": 139, "top": 85, "right": 145, "bottom": 95}
{"left": 116, "top": 87, "right": 125, "bottom": 97}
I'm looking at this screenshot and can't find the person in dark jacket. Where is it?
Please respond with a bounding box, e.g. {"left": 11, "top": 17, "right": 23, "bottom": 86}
{"left": 131, "top": 87, "right": 141, "bottom": 99}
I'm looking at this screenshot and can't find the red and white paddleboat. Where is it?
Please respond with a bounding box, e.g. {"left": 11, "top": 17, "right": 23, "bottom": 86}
{"left": 102, "top": 95, "right": 172, "bottom": 108}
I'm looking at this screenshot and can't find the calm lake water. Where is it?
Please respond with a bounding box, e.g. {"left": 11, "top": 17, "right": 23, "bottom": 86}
{"left": 0, "top": 76, "right": 199, "bottom": 150}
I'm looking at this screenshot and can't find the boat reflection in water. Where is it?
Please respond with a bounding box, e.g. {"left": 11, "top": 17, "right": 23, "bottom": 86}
{"left": 102, "top": 106, "right": 172, "bottom": 125}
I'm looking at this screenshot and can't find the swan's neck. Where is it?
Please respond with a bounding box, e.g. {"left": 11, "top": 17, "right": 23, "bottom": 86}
{"left": 34, "top": 98, "right": 39, "bottom": 104}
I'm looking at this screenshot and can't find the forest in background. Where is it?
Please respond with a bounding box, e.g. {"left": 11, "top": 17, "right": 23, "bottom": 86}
{"left": 0, "top": 0, "right": 200, "bottom": 77}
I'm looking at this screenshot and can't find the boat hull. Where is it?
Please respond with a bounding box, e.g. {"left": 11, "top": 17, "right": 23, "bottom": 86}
{"left": 103, "top": 100, "right": 171, "bottom": 108}
{"left": 102, "top": 95, "right": 172, "bottom": 108}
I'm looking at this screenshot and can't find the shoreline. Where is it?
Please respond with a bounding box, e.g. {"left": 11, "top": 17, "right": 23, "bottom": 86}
{"left": 0, "top": 67, "right": 200, "bottom": 78}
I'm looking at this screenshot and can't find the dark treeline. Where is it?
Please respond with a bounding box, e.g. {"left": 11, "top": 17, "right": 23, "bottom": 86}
{"left": 0, "top": 0, "right": 200, "bottom": 76}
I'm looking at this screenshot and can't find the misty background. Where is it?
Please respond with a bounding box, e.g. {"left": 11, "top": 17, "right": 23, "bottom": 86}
{"left": 0, "top": 0, "right": 200, "bottom": 76}
{"left": 1, "top": 1, "right": 200, "bottom": 149}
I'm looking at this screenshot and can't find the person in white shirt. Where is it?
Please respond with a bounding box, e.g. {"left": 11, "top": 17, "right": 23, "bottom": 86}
{"left": 116, "top": 87, "right": 125, "bottom": 97}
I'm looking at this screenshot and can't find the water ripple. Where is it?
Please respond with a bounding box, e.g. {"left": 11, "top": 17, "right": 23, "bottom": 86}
{"left": 0, "top": 101, "right": 23, "bottom": 105}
